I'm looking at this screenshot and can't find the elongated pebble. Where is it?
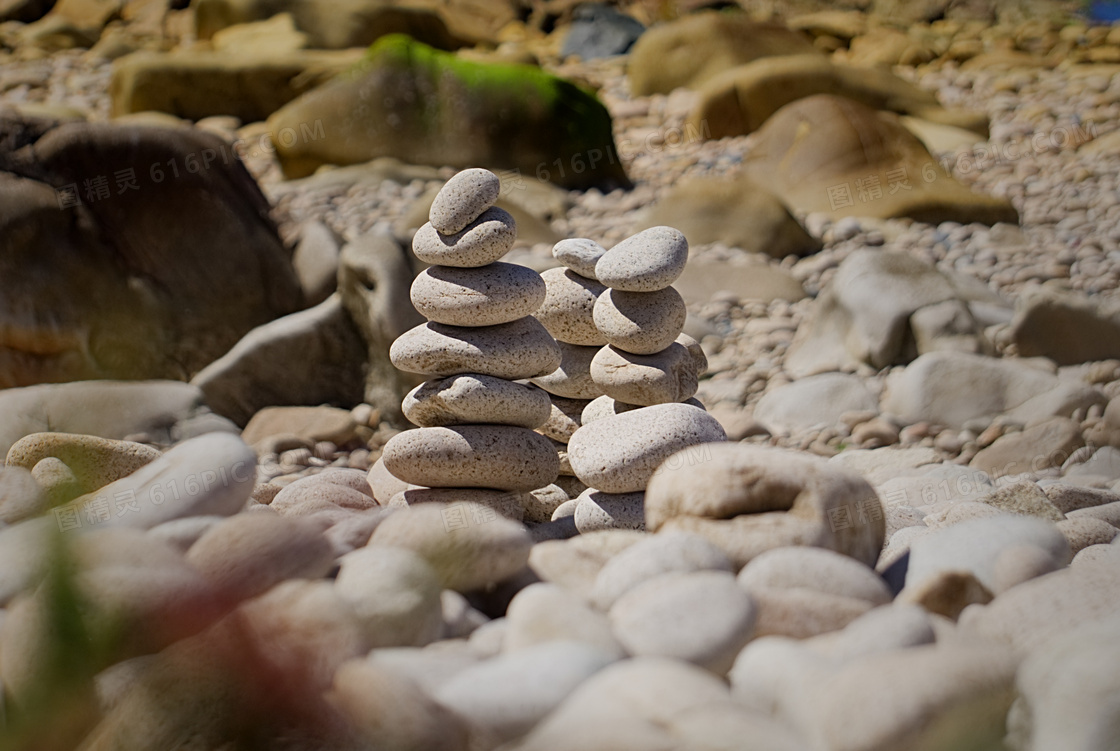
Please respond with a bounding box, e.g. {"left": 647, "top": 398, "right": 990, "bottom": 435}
{"left": 411, "top": 263, "right": 546, "bottom": 327}
{"left": 596, "top": 227, "right": 688, "bottom": 292}
{"left": 553, "top": 238, "right": 606, "bottom": 279}
{"left": 430, "top": 168, "right": 502, "bottom": 234}
{"left": 413, "top": 207, "right": 516, "bottom": 268}
{"left": 536, "top": 267, "right": 607, "bottom": 346}
{"left": 382, "top": 425, "right": 559, "bottom": 492}
{"left": 590, "top": 343, "right": 700, "bottom": 406}
{"left": 581, "top": 395, "right": 706, "bottom": 425}
{"left": 531, "top": 342, "right": 603, "bottom": 399}
{"left": 403, "top": 374, "right": 552, "bottom": 429}
{"left": 390, "top": 318, "right": 561, "bottom": 380}
{"left": 593, "top": 287, "right": 687, "bottom": 355}
{"left": 567, "top": 403, "right": 726, "bottom": 494}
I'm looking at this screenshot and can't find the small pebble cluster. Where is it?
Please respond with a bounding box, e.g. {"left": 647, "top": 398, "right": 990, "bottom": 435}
{"left": 381, "top": 169, "right": 562, "bottom": 519}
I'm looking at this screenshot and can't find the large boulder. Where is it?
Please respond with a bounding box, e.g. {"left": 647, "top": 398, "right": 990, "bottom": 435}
{"left": 1009, "top": 288, "right": 1120, "bottom": 366}
{"left": 267, "top": 34, "right": 629, "bottom": 188}
{"left": 0, "top": 120, "right": 302, "bottom": 386}
{"left": 627, "top": 11, "right": 818, "bottom": 96}
{"left": 110, "top": 48, "right": 363, "bottom": 122}
{"left": 632, "top": 175, "right": 820, "bottom": 260}
{"left": 193, "top": 0, "right": 504, "bottom": 49}
{"left": 743, "top": 95, "right": 1018, "bottom": 225}
{"left": 785, "top": 249, "right": 998, "bottom": 377}
{"left": 690, "top": 54, "right": 988, "bottom": 139}
{"left": 882, "top": 351, "right": 1108, "bottom": 429}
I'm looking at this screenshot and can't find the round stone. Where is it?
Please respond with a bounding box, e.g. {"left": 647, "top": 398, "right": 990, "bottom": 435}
{"left": 390, "top": 318, "right": 561, "bottom": 380}
{"left": 536, "top": 267, "right": 608, "bottom": 346}
{"left": 537, "top": 396, "right": 590, "bottom": 444}
{"left": 553, "top": 238, "right": 606, "bottom": 280}
{"left": 609, "top": 570, "right": 756, "bottom": 675}
{"left": 567, "top": 403, "right": 727, "bottom": 494}
{"left": 531, "top": 342, "right": 603, "bottom": 399}
{"left": 574, "top": 489, "right": 646, "bottom": 533}
{"left": 388, "top": 487, "right": 529, "bottom": 522}
{"left": 593, "top": 287, "right": 687, "bottom": 355}
{"left": 429, "top": 168, "right": 502, "bottom": 235}
{"left": 595, "top": 226, "right": 688, "bottom": 292}
{"left": 412, "top": 207, "right": 516, "bottom": 268}
{"left": 410, "top": 263, "right": 546, "bottom": 327}
{"left": 403, "top": 374, "right": 552, "bottom": 429}
{"left": 382, "top": 425, "right": 560, "bottom": 492}
{"left": 590, "top": 343, "right": 701, "bottom": 406}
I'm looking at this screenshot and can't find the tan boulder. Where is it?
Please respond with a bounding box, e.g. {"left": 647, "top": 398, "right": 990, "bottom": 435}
{"left": 743, "top": 95, "right": 1017, "bottom": 224}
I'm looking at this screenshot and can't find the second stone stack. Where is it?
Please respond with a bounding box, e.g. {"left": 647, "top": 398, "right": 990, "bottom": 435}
{"left": 381, "top": 168, "right": 562, "bottom": 519}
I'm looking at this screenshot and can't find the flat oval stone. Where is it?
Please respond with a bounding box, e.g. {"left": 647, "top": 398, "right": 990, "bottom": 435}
{"left": 390, "top": 318, "right": 561, "bottom": 380}
{"left": 531, "top": 342, "right": 603, "bottom": 399}
{"left": 593, "top": 287, "right": 687, "bottom": 355}
{"left": 536, "top": 268, "right": 607, "bottom": 346}
{"left": 553, "top": 238, "right": 606, "bottom": 280}
{"left": 388, "top": 487, "right": 529, "bottom": 522}
{"left": 567, "top": 403, "right": 726, "bottom": 494}
{"left": 574, "top": 489, "right": 646, "bottom": 533}
{"left": 410, "top": 263, "right": 546, "bottom": 327}
{"left": 412, "top": 207, "right": 516, "bottom": 268}
{"left": 595, "top": 226, "right": 688, "bottom": 292}
{"left": 382, "top": 425, "right": 560, "bottom": 492}
{"left": 430, "top": 168, "right": 502, "bottom": 235}
{"left": 590, "top": 343, "right": 700, "bottom": 406}
{"left": 581, "top": 395, "right": 704, "bottom": 425}
{"left": 537, "top": 396, "right": 590, "bottom": 444}
{"left": 404, "top": 374, "right": 552, "bottom": 429}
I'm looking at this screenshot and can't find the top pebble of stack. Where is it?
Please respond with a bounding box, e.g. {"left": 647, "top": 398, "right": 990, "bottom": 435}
{"left": 429, "top": 168, "right": 503, "bottom": 234}
{"left": 596, "top": 226, "right": 688, "bottom": 292}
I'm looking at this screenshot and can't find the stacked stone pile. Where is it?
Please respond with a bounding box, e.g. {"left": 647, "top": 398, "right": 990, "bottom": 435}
{"left": 381, "top": 169, "right": 562, "bottom": 520}
{"left": 560, "top": 227, "right": 726, "bottom": 532}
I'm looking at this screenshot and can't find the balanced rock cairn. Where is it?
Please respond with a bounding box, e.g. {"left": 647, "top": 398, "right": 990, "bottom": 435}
{"left": 380, "top": 169, "right": 562, "bottom": 520}
{"left": 531, "top": 238, "right": 612, "bottom": 500}
{"left": 564, "top": 227, "right": 726, "bottom": 532}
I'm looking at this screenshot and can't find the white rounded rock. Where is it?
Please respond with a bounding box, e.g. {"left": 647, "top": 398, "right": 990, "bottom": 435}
{"left": 429, "top": 168, "right": 502, "bottom": 234}
{"left": 581, "top": 395, "right": 704, "bottom": 425}
{"left": 382, "top": 426, "right": 559, "bottom": 492}
{"left": 410, "top": 263, "right": 546, "bottom": 327}
{"left": 335, "top": 545, "right": 444, "bottom": 647}
{"left": 574, "top": 489, "right": 646, "bottom": 533}
{"left": 531, "top": 342, "right": 603, "bottom": 400}
{"left": 593, "top": 287, "right": 687, "bottom": 355}
{"left": 590, "top": 343, "right": 701, "bottom": 406}
{"left": 412, "top": 207, "right": 516, "bottom": 268}
{"left": 536, "top": 267, "right": 608, "bottom": 346}
{"left": 609, "top": 570, "right": 757, "bottom": 675}
{"left": 553, "top": 238, "right": 606, "bottom": 279}
{"left": 567, "top": 403, "right": 727, "bottom": 494}
{"left": 589, "top": 531, "right": 734, "bottom": 610}
{"left": 595, "top": 226, "right": 688, "bottom": 292}
{"left": 390, "top": 318, "right": 561, "bottom": 380}
{"left": 403, "top": 374, "right": 552, "bottom": 429}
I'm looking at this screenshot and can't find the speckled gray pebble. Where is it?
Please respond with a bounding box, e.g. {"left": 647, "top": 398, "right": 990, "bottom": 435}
{"left": 412, "top": 207, "right": 516, "bottom": 268}
{"left": 410, "top": 263, "right": 546, "bottom": 327}
{"left": 581, "top": 395, "right": 705, "bottom": 425}
{"left": 536, "top": 268, "right": 608, "bottom": 346}
{"left": 593, "top": 287, "right": 687, "bottom": 355}
{"left": 390, "top": 318, "right": 561, "bottom": 380}
{"left": 382, "top": 425, "right": 559, "bottom": 492}
{"left": 553, "top": 238, "right": 606, "bottom": 280}
{"left": 537, "top": 396, "right": 590, "bottom": 444}
{"left": 531, "top": 342, "right": 603, "bottom": 400}
{"left": 590, "top": 343, "right": 701, "bottom": 406}
{"left": 574, "top": 489, "right": 646, "bottom": 533}
{"left": 429, "top": 168, "right": 502, "bottom": 234}
{"left": 567, "top": 403, "right": 727, "bottom": 493}
{"left": 595, "top": 227, "right": 688, "bottom": 292}
{"left": 404, "top": 374, "right": 552, "bottom": 429}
